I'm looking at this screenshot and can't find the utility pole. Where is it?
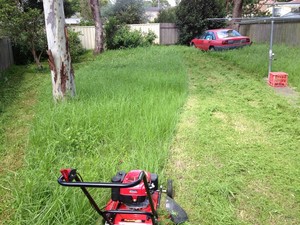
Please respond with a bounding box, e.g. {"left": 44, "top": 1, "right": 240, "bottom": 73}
{"left": 268, "top": 4, "right": 275, "bottom": 79}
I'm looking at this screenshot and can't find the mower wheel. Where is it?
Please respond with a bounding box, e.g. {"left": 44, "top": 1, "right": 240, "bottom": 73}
{"left": 167, "top": 179, "right": 174, "bottom": 198}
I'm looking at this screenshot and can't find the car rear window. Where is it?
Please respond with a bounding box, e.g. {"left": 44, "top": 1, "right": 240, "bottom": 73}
{"left": 217, "top": 30, "right": 241, "bottom": 38}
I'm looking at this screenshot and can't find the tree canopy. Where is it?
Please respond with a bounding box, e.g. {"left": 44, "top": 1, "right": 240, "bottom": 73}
{"left": 176, "top": 0, "right": 226, "bottom": 45}
{"left": 68, "top": 0, "right": 109, "bottom": 24}
{"left": 0, "top": 0, "right": 76, "bottom": 67}
{"left": 226, "top": 0, "right": 291, "bottom": 18}
{"left": 154, "top": 7, "right": 177, "bottom": 23}
{"left": 144, "top": 0, "right": 171, "bottom": 9}
{"left": 0, "top": 0, "right": 46, "bottom": 67}
{"left": 105, "top": 0, "right": 146, "bottom": 24}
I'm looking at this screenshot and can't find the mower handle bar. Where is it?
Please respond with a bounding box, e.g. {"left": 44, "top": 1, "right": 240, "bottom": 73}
{"left": 57, "top": 170, "right": 159, "bottom": 225}
{"left": 58, "top": 171, "right": 144, "bottom": 188}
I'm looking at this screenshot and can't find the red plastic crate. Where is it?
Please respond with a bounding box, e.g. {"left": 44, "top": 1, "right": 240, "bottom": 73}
{"left": 268, "top": 72, "right": 288, "bottom": 87}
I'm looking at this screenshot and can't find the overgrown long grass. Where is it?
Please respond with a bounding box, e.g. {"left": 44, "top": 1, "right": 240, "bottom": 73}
{"left": 7, "top": 47, "right": 187, "bottom": 224}
{"left": 1, "top": 44, "right": 300, "bottom": 225}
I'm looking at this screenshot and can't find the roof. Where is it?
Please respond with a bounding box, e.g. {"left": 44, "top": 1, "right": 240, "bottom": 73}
{"left": 264, "top": 0, "right": 300, "bottom": 3}
{"left": 65, "top": 18, "right": 81, "bottom": 25}
{"left": 281, "top": 11, "right": 300, "bottom": 17}
{"left": 237, "top": 16, "right": 300, "bottom": 24}
{"left": 145, "top": 7, "right": 160, "bottom": 12}
{"left": 206, "top": 28, "right": 233, "bottom": 32}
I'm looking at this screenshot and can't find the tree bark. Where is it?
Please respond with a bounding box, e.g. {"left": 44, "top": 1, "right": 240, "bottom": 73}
{"left": 226, "top": 0, "right": 232, "bottom": 15}
{"left": 31, "top": 47, "right": 43, "bottom": 70}
{"left": 43, "top": 0, "right": 76, "bottom": 101}
{"left": 231, "top": 0, "right": 243, "bottom": 30}
{"left": 89, "top": 0, "right": 104, "bottom": 55}
{"left": 30, "top": 38, "right": 43, "bottom": 70}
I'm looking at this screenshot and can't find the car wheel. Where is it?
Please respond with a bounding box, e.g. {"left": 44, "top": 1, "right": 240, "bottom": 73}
{"left": 209, "top": 46, "right": 215, "bottom": 51}
{"left": 191, "top": 43, "right": 196, "bottom": 48}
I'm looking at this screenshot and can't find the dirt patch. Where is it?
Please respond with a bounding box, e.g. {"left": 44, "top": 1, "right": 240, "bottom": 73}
{"left": 273, "top": 86, "right": 299, "bottom": 106}
{"left": 265, "top": 77, "right": 300, "bottom": 106}
{"left": 248, "top": 100, "right": 260, "bottom": 108}
{"left": 212, "top": 111, "right": 228, "bottom": 123}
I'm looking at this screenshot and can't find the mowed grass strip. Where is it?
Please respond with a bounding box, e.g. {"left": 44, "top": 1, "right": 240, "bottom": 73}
{"left": 167, "top": 47, "right": 300, "bottom": 225}
{"left": 213, "top": 44, "right": 300, "bottom": 90}
{"left": 6, "top": 46, "right": 187, "bottom": 224}
{"left": 0, "top": 65, "right": 47, "bottom": 224}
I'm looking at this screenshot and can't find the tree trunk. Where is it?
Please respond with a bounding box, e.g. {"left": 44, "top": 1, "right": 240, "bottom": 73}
{"left": 30, "top": 39, "right": 43, "bottom": 70}
{"left": 89, "top": 0, "right": 104, "bottom": 55}
{"left": 43, "top": 0, "right": 76, "bottom": 101}
{"left": 31, "top": 48, "right": 43, "bottom": 70}
{"left": 226, "top": 0, "right": 232, "bottom": 15}
{"left": 231, "top": 0, "right": 243, "bottom": 30}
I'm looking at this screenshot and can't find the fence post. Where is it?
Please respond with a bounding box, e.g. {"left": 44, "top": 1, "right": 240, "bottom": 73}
{"left": 0, "top": 37, "right": 14, "bottom": 72}
{"left": 159, "top": 23, "right": 179, "bottom": 45}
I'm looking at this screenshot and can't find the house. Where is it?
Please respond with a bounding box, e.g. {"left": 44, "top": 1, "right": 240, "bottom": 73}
{"left": 284, "top": 0, "right": 300, "bottom": 17}
{"left": 65, "top": 17, "right": 81, "bottom": 25}
{"left": 145, "top": 7, "right": 160, "bottom": 22}
{"left": 259, "top": 0, "right": 300, "bottom": 17}
{"left": 65, "top": 13, "right": 82, "bottom": 25}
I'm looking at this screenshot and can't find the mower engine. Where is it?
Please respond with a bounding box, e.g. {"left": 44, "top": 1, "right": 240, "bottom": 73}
{"left": 111, "top": 170, "right": 158, "bottom": 207}
{"left": 105, "top": 170, "right": 160, "bottom": 224}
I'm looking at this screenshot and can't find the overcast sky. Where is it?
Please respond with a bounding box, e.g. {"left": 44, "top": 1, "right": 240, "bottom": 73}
{"left": 168, "top": 0, "right": 176, "bottom": 6}
{"left": 110, "top": 0, "right": 177, "bottom": 6}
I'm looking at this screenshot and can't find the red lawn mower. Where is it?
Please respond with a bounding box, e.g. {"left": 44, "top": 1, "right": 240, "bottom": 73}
{"left": 58, "top": 169, "right": 188, "bottom": 225}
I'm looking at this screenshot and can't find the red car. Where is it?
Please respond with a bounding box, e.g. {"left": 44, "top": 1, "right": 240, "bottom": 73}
{"left": 190, "top": 29, "right": 251, "bottom": 51}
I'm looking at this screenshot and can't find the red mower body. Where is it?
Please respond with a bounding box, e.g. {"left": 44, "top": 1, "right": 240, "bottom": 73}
{"left": 58, "top": 168, "right": 188, "bottom": 225}
{"left": 105, "top": 192, "right": 160, "bottom": 225}
{"left": 106, "top": 170, "right": 159, "bottom": 225}
{"left": 119, "top": 170, "right": 151, "bottom": 202}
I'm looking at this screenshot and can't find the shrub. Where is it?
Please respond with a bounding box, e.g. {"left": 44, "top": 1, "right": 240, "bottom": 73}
{"left": 144, "top": 31, "right": 157, "bottom": 45}
{"left": 154, "top": 7, "right": 177, "bottom": 23}
{"left": 105, "top": 17, "right": 157, "bottom": 50}
{"left": 176, "top": 0, "right": 226, "bottom": 45}
{"left": 104, "top": 17, "right": 120, "bottom": 50}
{"left": 67, "top": 29, "right": 86, "bottom": 62}
{"left": 113, "top": 27, "right": 143, "bottom": 49}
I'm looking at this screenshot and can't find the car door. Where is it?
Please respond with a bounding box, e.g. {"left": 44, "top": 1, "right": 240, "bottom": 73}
{"left": 193, "top": 32, "right": 206, "bottom": 49}
{"left": 202, "top": 32, "right": 215, "bottom": 51}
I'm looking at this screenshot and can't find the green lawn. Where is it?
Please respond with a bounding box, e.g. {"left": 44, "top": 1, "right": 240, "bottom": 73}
{"left": 0, "top": 45, "right": 299, "bottom": 225}
{"left": 166, "top": 46, "right": 300, "bottom": 225}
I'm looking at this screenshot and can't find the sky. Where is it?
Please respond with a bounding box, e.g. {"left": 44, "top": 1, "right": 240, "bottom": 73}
{"left": 110, "top": 0, "right": 177, "bottom": 7}
{"left": 168, "top": 0, "right": 176, "bottom": 6}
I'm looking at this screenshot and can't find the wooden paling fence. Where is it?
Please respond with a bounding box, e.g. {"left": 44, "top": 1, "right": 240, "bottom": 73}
{"left": 0, "top": 37, "right": 14, "bottom": 72}
{"left": 69, "top": 23, "right": 179, "bottom": 50}
{"left": 239, "top": 19, "right": 300, "bottom": 46}
{"left": 159, "top": 23, "right": 179, "bottom": 45}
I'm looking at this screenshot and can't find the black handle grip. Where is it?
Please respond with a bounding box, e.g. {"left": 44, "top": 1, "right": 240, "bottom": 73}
{"left": 57, "top": 171, "right": 145, "bottom": 188}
